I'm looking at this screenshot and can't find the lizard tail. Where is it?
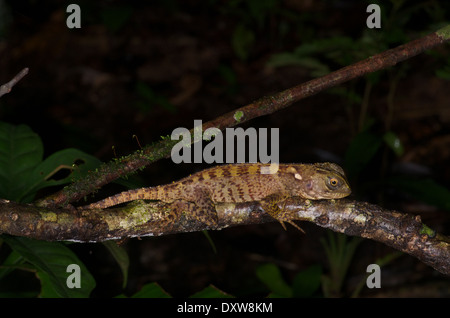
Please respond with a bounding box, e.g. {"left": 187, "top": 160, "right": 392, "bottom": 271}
{"left": 83, "top": 187, "right": 160, "bottom": 210}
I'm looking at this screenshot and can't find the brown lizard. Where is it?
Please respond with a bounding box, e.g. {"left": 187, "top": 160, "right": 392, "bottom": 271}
{"left": 82, "top": 163, "right": 351, "bottom": 231}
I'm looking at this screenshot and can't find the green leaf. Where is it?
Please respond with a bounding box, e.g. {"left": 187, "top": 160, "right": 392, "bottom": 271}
{"left": 102, "top": 241, "right": 129, "bottom": 289}
{"left": 387, "top": 177, "right": 450, "bottom": 210}
{"left": 3, "top": 236, "right": 96, "bottom": 298}
{"left": 101, "top": 6, "right": 133, "bottom": 32}
{"left": 129, "top": 282, "right": 171, "bottom": 298}
{"left": 383, "top": 132, "right": 404, "bottom": 157}
{"left": 328, "top": 87, "right": 363, "bottom": 105}
{"left": 292, "top": 265, "right": 322, "bottom": 297}
{"left": 201, "top": 230, "right": 217, "bottom": 254}
{"left": 435, "top": 68, "right": 450, "bottom": 80}
{"left": 0, "top": 250, "right": 25, "bottom": 281}
{"left": 320, "top": 232, "right": 362, "bottom": 297}
{"left": 190, "top": 285, "right": 233, "bottom": 298}
{"left": 135, "top": 81, "right": 176, "bottom": 113}
{"left": 255, "top": 263, "right": 292, "bottom": 297}
{"left": 232, "top": 24, "right": 255, "bottom": 60}
{"left": 267, "top": 54, "right": 330, "bottom": 77}
{"left": 0, "top": 122, "right": 102, "bottom": 203}
{"left": 217, "top": 64, "right": 239, "bottom": 95}
{"left": 0, "top": 122, "right": 43, "bottom": 202}
{"left": 23, "top": 148, "right": 102, "bottom": 202}
{"left": 246, "top": 0, "right": 277, "bottom": 27}
{"left": 344, "top": 131, "right": 383, "bottom": 179}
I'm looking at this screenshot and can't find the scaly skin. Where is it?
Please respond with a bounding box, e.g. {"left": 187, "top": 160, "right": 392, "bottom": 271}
{"left": 83, "top": 163, "right": 351, "bottom": 230}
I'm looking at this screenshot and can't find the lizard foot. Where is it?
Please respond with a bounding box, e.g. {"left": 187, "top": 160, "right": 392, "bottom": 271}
{"left": 261, "top": 193, "right": 304, "bottom": 233}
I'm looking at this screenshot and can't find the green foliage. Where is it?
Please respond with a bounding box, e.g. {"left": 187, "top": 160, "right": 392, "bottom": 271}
{"left": 190, "top": 285, "right": 233, "bottom": 298}
{"left": 268, "top": 36, "right": 360, "bottom": 77}
{"left": 117, "top": 264, "right": 323, "bottom": 298}
{"left": 0, "top": 123, "right": 43, "bottom": 202}
{"left": 344, "top": 122, "right": 450, "bottom": 212}
{"left": 216, "top": 64, "right": 239, "bottom": 95}
{"left": 116, "top": 283, "right": 232, "bottom": 298}
{"left": 0, "top": 121, "right": 101, "bottom": 297}
{"left": 100, "top": 5, "right": 134, "bottom": 32}
{"left": 344, "top": 130, "right": 384, "bottom": 181}
{"left": 320, "top": 232, "right": 362, "bottom": 297}
{"left": 3, "top": 236, "right": 95, "bottom": 298}
{"left": 383, "top": 131, "right": 404, "bottom": 157}
{"left": 291, "top": 265, "right": 322, "bottom": 298}
{"left": 435, "top": 57, "right": 450, "bottom": 80}
{"left": 255, "top": 263, "right": 322, "bottom": 298}
{"left": 350, "top": 251, "right": 402, "bottom": 297}
{"left": 255, "top": 263, "right": 292, "bottom": 297}
{"left": 0, "top": 249, "right": 24, "bottom": 282}
{"left": 0, "top": 122, "right": 102, "bottom": 203}
{"left": 232, "top": 24, "right": 255, "bottom": 61}
{"left": 201, "top": 230, "right": 217, "bottom": 254}
{"left": 0, "top": 1, "right": 12, "bottom": 38}
{"left": 102, "top": 241, "right": 130, "bottom": 289}
{"left": 225, "top": 0, "right": 283, "bottom": 60}
{"left": 135, "top": 81, "right": 176, "bottom": 114}
{"left": 120, "top": 282, "right": 171, "bottom": 298}
{"left": 387, "top": 177, "right": 450, "bottom": 211}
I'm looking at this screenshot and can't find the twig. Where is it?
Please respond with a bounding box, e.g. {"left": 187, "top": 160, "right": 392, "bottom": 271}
{"left": 1, "top": 198, "right": 449, "bottom": 275}
{"left": 0, "top": 68, "right": 29, "bottom": 98}
{"left": 36, "top": 25, "right": 450, "bottom": 208}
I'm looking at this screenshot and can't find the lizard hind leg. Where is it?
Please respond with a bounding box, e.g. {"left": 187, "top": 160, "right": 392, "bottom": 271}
{"left": 189, "top": 189, "right": 219, "bottom": 229}
{"left": 171, "top": 190, "right": 219, "bottom": 229}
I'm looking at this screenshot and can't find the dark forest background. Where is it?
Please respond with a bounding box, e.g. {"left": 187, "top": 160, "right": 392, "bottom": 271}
{"left": 0, "top": 0, "right": 449, "bottom": 297}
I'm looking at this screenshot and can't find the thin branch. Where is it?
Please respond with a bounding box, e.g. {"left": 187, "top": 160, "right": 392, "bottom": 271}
{"left": 36, "top": 25, "right": 450, "bottom": 208}
{"left": 0, "top": 68, "right": 29, "bottom": 98}
{"left": 1, "top": 198, "right": 449, "bottom": 276}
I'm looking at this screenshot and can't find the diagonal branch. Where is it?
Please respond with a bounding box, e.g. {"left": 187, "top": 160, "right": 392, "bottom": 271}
{"left": 36, "top": 25, "right": 450, "bottom": 208}
{"left": 0, "top": 68, "right": 29, "bottom": 98}
{"left": 1, "top": 197, "right": 449, "bottom": 276}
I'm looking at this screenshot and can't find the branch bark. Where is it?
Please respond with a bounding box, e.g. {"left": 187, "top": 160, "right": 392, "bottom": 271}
{"left": 1, "top": 198, "right": 449, "bottom": 276}
{"left": 0, "top": 68, "right": 29, "bottom": 98}
{"left": 36, "top": 25, "right": 450, "bottom": 208}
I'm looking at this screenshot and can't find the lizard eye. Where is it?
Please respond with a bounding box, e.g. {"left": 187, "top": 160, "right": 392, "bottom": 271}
{"left": 327, "top": 177, "right": 340, "bottom": 189}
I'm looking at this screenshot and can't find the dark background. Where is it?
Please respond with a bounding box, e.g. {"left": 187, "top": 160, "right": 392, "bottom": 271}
{"left": 0, "top": 0, "right": 449, "bottom": 297}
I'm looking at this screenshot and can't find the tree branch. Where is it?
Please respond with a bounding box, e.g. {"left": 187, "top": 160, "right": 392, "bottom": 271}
{"left": 0, "top": 68, "right": 29, "bottom": 98}
{"left": 1, "top": 197, "right": 449, "bottom": 275}
{"left": 36, "top": 25, "right": 450, "bottom": 208}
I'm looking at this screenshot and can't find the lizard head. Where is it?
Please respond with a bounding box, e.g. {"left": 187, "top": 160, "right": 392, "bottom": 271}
{"left": 285, "top": 162, "right": 351, "bottom": 200}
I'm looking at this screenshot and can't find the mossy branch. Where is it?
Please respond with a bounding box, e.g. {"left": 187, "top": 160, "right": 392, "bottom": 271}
{"left": 1, "top": 198, "right": 449, "bottom": 276}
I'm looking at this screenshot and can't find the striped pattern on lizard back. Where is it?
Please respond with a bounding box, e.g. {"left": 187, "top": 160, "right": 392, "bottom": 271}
{"left": 85, "top": 164, "right": 288, "bottom": 209}
{"left": 83, "top": 162, "right": 351, "bottom": 230}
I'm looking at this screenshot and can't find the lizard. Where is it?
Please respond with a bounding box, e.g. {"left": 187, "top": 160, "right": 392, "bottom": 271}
{"left": 82, "top": 162, "right": 351, "bottom": 231}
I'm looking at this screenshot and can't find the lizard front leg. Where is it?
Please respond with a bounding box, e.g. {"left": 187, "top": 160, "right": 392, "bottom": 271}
{"left": 260, "top": 193, "right": 305, "bottom": 233}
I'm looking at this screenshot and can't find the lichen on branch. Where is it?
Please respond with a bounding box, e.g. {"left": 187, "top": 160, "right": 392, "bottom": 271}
{"left": 1, "top": 197, "right": 449, "bottom": 276}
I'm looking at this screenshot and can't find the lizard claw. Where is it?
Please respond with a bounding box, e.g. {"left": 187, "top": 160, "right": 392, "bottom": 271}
{"left": 287, "top": 220, "right": 305, "bottom": 234}
{"left": 277, "top": 220, "right": 305, "bottom": 234}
